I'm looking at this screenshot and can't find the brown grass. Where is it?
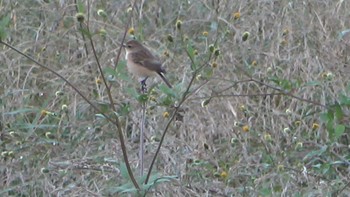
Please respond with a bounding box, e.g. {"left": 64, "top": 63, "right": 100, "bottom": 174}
{"left": 1, "top": 0, "right": 350, "bottom": 196}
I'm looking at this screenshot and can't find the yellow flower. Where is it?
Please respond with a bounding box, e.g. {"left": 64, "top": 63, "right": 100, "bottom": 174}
{"left": 163, "top": 50, "right": 169, "bottom": 57}
{"left": 201, "top": 99, "right": 210, "bottom": 107}
{"left": 295, "top": 142, "right": 303, "bottom": 150}
{"left": 183, "top": 35, "right": 189, "bottom": 41}
{"left": 126, "top": 7, "right": 133, "bottom": 13}
{"left": 280, "top": 39, "right": 288, "bottom": 46}
{"left": 95, "top": 77, "right": 102, "bottom": 84}
{"left": 211, "top": 62, "right": 218, "bottom": 68}
{"left": 220, "top": 171, "right": 228, "bottom": 179}
{"left": 282, "top": 28, "right": 289, "bottom": 36}
{"left": 202, "top": 31, "right": 209, "bottom": 36}
{"left": 233, "top": 12, "right": 241, "bottom": 20}
{"left": 208, "top": 44, "right": 215, "bottom": 52}
{"left": 242, "top": 125, "right": 249, "bottom": 132}
{"left": 163, "top": 111, "right": 170, "bottom": 118}
{"left": 326, "top": 72, "right": 334, "bottom": 80}
{"left": 283, "top": 127, "right": 291, "bottom": 133}
{"left": 242, "top": 31, "right": 250, "bottom": 41}
{"left": 264, "top": 133, "right": 272, "bottom": 141}
{"left": 214, "top": 48, "right": 220, "bottom": 56}
{"left": 55, "top": 91, "right": 64, "bottom": 97}
{"left": 128, "top": 27, "right": 135, "bottom": 35}
{"left": 277, "top": 165, "right": 284, "bottom": 172}
{"left": 176, "top": 19, "right": 182, "bottom": 29}
{"left": 312, "top": 123, "right": 319, "bottom": 130}
{"left": 41, "top": 168, "right": 50, "bottom": 173}
{"left": 294, "top": 120, "right": 301, "bottom": 126}
{"left": 167, "top": 34, "right": 173, "bottom": 42}
{"left": 1, "top": 151, "right": 8, "bottom": 157}
{"left": 285, "top": 108, "right": 292, "bottom": 114}
{"left": 196, "top": 74, "right": 202, "bottom": 81}
{"left": 296, "top": 142, "right": 303, "bottom": 150}
{"left": 99, "top": 29, "right": 107, "bottom": 37}
{"left": 230, "top": 137, "right": 238, "bottom": 144}
{"left": 61, "top": 104, "right": 68, "bottom": 111}
{"left": 267, "top": 67, "right": 273, "bottom": 73}
{"left": 239, "top": 105, "right": 246, "bottom": 111}
{"left": 75, "top": 13, "right": 85, "bottom": 23}
{"left": 150, "top": 135, "right": 159, "bottom": 142}
{"left": 8, "top": 151, "right": 14, "bottom": 157}
{"left": 251, "top": 60, "right": 257, "bottom": 66}
{"left": 97, "top": 9, "right": 107, "bottom": 17}
{"left": 45, "top": 132, "right": 54, "bottom": 139}
{"left": 149, "top": 95, "right": 157, "bottom": 102}
{"left": 41, "top": 110, "right": 50, "bottom": 117}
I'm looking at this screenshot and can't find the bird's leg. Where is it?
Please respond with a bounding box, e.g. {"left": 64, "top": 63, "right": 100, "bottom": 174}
{"left": 139, "top": 77, "right": 148, "bottom": 176}
{"left": 140, "top": 77, "right": 148, "bottom": 93}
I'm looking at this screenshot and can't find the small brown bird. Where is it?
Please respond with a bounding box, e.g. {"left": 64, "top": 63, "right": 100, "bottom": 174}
{"left": 123, "top": 40, "right": 172, "bottom": 88}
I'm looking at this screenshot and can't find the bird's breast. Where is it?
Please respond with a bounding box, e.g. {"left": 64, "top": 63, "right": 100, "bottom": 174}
{"left": 126, "top": 59, "right": 156, "bottom": 78}
{"left": 125, "top": 51, "right": 129, "bottom": 60}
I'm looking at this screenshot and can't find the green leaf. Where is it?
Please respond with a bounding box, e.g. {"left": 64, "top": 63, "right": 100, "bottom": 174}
{"left": 347, "top": 82, "right": 350, "bottom": 93}
{"left": 104, "top": 67, "right": 118, "bottom": 77}
{"left": 303, "top": 145, "right": 328, "bottom": 161}
{"left": 333, "top": 103, "right": 344, "bottom": 120}
{"left": 159, "top": 84, "right": 176, "bottom": 97}
{"left": 118, "top": 102, "right": 131, "bottom": 116}
{"left": 4, "top": 108, "right": 38, "bottom": 115}
{"left": 279, "top": 79, "right": 293, "bottom": 90}
{"left": 259, "top": 187, "right": 272, "bottom": 196}
{"left": 186, "top": 43, "right": 197, "bottom": 70}
{"left": 0, "top": 15, "right": 10, "bottom": 41}
{"left": 326, "top": 119, "right": 335, "bottom": 139}
{"left": 339, "top": 94, "right": 350, "bottom": 106}
{"left": 13, "top": 123, "right": 58, "bottom": 129}
{"left": 78, "top": 28, "right": 92, "bottom": 38}
{"left": 304, "top": 81, "right": 321, "bottom": 86}
{"left": 137, "top": 94, "right": 148, "bottom": 103}
{"left": 334, "top": 124, "right": 345, "bottom": 139}
{"left": 210, "top": 21, "right": 218, "bottom": 31}
{"left": 119, "top": 162, "right": 129, "bottom": 180}
{"left": 323, "top": 110, "right": 335, "bottom": 122}
{"left": 95, "top": 114, "right": 107, "bottom": 119}
{"left": 160, "top": 95, "right": 173, "bottom": 106}
{"left": 106, "top": 61, "right": 128, "bottom": 78}
{"left": 202, "top": 66, "right": 214, "bottom": 80}
{"left": 108, "top": 173, "right": 176, "bottom": 195}
{"left": 76, "top": 0, "right": 86, "bottom": 13}
{"left": 125, "top": 87, "right": 139, "bottom": 99}
{"left": 338, "top": 29, "right": 350, "bottom": 40}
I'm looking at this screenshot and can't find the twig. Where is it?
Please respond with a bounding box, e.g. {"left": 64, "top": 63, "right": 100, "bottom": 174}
{"left": 139, "top": 87, "right": 147, "bottom": 176}
{"left": 144, "top": 29, "right": 217, "bottom": 184}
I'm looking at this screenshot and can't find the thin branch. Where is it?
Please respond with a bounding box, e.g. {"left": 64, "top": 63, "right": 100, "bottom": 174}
{"left": 144, "top": 28, "right": 217, "bottom": 184}
{"left": 251, "top": 78, "right": 327, "bottom": 108}
{"left": 139, "top": 92, "right": 147, "bottom": 176}
{"left": 0, "top": 41, "right": 114, "bottom": 130}
{"left": 74, "top": 0, "right": 89, "bottom": 57}
{"left": 86, "top": 25, "right": 140, "bottom": 189}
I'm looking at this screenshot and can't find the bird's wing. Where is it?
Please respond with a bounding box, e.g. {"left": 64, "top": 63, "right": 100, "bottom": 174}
{"left": 139, "top": 59, "right": 165, "bottom": 73}
{"left": 131, "top": 50, "right": 165, "bottom": 73}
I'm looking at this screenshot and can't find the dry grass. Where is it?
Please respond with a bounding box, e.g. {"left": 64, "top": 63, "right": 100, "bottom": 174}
{"left": 1, "top": 0, "right": 350, "bottom": 196}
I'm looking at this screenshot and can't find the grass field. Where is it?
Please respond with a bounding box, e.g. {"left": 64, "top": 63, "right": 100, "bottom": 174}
{"left": 1, "top": 0, "right": 350, "bottom": 196}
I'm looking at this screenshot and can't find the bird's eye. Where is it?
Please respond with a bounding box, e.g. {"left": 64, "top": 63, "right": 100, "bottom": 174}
{"left": 127, "top": 45, "right": 132, "bottom": 48}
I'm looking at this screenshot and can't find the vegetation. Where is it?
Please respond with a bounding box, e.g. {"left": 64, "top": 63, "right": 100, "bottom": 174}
{"left": 1, "top": 0, "right": 349, "bottom": 196}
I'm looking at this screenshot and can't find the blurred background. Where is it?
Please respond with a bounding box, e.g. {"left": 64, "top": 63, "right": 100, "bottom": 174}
{"left": 0, "top": 0, "right": 349, "bottom": 196}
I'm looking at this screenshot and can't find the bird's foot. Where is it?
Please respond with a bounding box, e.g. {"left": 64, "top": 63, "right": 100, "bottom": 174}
{"left": 140, "top": 78, "right": 148, "bottom": 93}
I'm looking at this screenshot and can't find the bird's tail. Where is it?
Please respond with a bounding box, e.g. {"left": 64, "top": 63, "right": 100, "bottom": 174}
{"left": 158, "top": 72, "right": 172, "bottom": 88}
